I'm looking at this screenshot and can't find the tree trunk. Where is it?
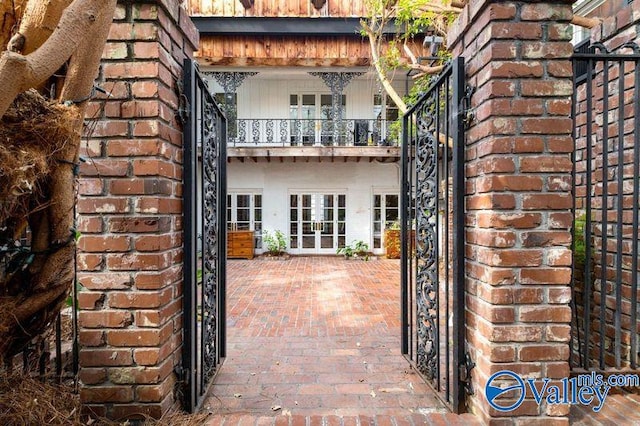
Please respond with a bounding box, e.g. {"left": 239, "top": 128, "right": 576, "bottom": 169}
{"left": 0, "top": 0, "right": 117, "bottom": 362}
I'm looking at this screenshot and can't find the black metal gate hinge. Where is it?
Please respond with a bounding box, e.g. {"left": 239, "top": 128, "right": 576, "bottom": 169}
{"left": 459, "top": 351, "right": 476, "bottom": 396}
{"left": 462, "top": 85, "right": 475, "bottom": 129}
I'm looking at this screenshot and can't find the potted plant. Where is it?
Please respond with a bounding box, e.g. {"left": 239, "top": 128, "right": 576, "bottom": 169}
{"left": 262, "top": 230, "right": 288, "bottom": 258}
{"left": 337, "top": 240, "right": 371, "bottom": 260}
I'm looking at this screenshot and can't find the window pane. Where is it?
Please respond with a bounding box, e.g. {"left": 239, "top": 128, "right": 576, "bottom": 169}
{"left": 255, "top": 195, "right": 262, "bottom": 207}
{"left": 324, "top": 209, "right": 334, "bottom": 221}
{"left": 321, "top": 94, "right": 332, "bottom": 106}
{"left": 237, "top": 195, "right": 250, "bottom": 208}
{"left": 338, "top": 222, "right": 346, "bottom": 234}
{"left": 290, "top": 194, "right": 297, "bottom": 207}
{"left": 321, "top": 236, "right": 333, "bottom": 249}
{"left": 302, "top": 94, "right": 315, "bottom": 105}
{"left": 303, "top": 236, "right": 315, "bottom": 248}
{"left": 386, "top": 194, "right": 399, "bottom": 207}
{"left": 374, "top": 195, "right": 381, "bottom": 208}
{"left": 290, "top": 94, "right": 298, "bottom": 105}
{"left": 237, "top": 208, "right": 249, "bottom": 222}
{"left": 386, "top": 209, "right": 398, "bottom": 222}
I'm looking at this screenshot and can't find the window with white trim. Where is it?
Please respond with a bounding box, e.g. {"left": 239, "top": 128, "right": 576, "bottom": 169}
{"left": 227, "top": 192, "right": 262, "bottom": 249}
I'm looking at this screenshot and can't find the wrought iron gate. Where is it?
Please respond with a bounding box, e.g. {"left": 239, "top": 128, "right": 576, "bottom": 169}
{"left": 182, "top": 58, "right": 227, "bottom": 412}
{"left": 401, "top": 58, "right": 468, "bottom": 413}
{"left": 570, "top": 41, "right": 640, "bottom": 373}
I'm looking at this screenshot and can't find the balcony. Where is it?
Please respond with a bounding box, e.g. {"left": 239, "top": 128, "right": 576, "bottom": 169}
{"left": 230, "top": 118, "right": 398, "bottom": 147}
{"left": 227, "top": 118, "right": 400, "bottom": 162}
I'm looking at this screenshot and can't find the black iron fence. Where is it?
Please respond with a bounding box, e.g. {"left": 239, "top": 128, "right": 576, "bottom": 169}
{"left": 401, "top": 58, "right": 468, "bottom": 412}
{"left": 228, "top": 118, "right": 398, "bottom": 147}
{"left": 571, "top": 42, "right": 640, "bottom": 372}
{"left": 2, "top": 301, "right": 78, "bottom": 382}
{"left": 1, "top": 229, "right": 78, "bottom": 382}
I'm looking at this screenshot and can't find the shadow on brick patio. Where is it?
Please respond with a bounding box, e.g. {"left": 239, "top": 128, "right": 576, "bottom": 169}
{"left": 203, "top": 257, "right": 479, "bottom": 425}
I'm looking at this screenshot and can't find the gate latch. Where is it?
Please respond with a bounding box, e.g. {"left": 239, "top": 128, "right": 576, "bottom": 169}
{"left": 459, "top": 351, "right": 476, "bottom": 395}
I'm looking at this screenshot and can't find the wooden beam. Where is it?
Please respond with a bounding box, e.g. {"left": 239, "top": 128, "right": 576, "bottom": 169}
{"left": 198, "top": 56, "right": 370, "bottom": 67}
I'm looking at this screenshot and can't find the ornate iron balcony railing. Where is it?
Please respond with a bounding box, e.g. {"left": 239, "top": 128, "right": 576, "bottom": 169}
{"left": 227, "top": 118, "right": 398, "bottom": 147}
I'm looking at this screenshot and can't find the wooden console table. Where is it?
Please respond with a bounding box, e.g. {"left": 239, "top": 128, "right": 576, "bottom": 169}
{"left": 227, "top": 230, "right": 254, "bottom": 259}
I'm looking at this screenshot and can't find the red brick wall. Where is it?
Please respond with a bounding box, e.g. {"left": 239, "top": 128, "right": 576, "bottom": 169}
{"left": 573, "top": 2, "right": 640, "bottom": 370}
{"left": 448, "top": 1, "right": 574, "bottom": 424}
{"left": 76, "top": 0, "right": 197, "bottom": 419}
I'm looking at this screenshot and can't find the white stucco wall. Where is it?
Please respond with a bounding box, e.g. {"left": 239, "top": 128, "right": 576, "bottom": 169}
{"left": 228, "top": 160, "right": 400, "bottom": 254}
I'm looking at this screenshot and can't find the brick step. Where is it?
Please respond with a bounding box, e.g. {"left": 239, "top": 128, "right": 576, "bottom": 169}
{"left": 205, "top": 413, "right": 481, "bottom": 426}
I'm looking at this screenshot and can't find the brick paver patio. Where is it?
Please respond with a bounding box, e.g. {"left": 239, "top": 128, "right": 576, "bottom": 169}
{"left": 203, "top": 257, "right": 479, "bottom": 425}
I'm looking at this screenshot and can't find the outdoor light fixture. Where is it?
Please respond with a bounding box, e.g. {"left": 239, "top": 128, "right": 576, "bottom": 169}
{"left": 423, "top": 35, "right": 444, "bottom": 57}
{"left": 239, "top": 0, "right": 254, "bottom": 9}
{"left": 311, "top": 0, "right": 327, "bottom": 9}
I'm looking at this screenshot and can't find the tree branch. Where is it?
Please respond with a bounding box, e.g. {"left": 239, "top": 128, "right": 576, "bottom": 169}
{"left": 572, "top": 15, "right": 600, "bottom": 29}
{"left": 0, "top": 0, "right": 116, "bottom": 118}
{"left": 362, "top": 19, "right": 408, "bottom": 114}
{"left": 16, "top": 0, "right": 74, "bottom": 55}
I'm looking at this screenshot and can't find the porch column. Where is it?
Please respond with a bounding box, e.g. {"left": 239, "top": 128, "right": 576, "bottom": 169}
{"left": 447, "top": 1, "right": 574, "bottom": 424}
{"left": 76, "top": 1, "right": 198, "bottom": 420}
{"left": 310, "top": 72, "right": 364, "bottom": 143}
{"left": 205, "top": 72, "right": 257, "bottom": 140}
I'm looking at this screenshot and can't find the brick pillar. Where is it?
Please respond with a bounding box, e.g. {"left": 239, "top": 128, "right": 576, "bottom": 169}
{"left": 448, "top": 2, "right": 574, "bottom": 424}
{"left": 76, "top": 1, "right": 198, "bottom": 420}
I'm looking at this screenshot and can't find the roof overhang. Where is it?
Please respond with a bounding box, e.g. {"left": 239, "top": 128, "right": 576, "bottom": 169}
{"left": 192, "top": 17, "right": 400, "bottom": 36}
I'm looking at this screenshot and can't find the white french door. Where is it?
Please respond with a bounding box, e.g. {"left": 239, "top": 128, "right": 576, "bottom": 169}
{"left": 289, "top": 193, "right": 346, "bottom": 254}
{"left": 289, "top": 94, "right": 346, "bottom": 145}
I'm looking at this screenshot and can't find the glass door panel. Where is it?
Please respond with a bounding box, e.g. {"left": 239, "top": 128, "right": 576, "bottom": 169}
{"left": 301, "top": 95, "right": 316, "bottom": 145}
{"left": 289, "top": 194, "right": 298, "bottom": 248}
{"left": 290, "top": 193, "right": 346, "bottom": 254}
{"left": 373, "top": 193, "right": 399, "bottom": 250}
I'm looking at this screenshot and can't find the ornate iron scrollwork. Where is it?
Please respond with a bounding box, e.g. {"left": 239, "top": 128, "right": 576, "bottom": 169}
{"left": 201, "top": 100, "right": 220, "bottom": 383}
{"left": 237, "top": 119, "right": 247, "bottom": 143}
{"left": 280, "top": 120, "right": 288, "bottom": 144}
{"left": 309, "top": 72, "right": 364, "bottom": 144}
{"left": 414, "top": 95, "right": 440, "bottom": 381}
{"left": 251, "top": 120, "right": 260, "bottom": 143}
{"left": 265, "top": 119, "right": 274, "bottom": 142}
